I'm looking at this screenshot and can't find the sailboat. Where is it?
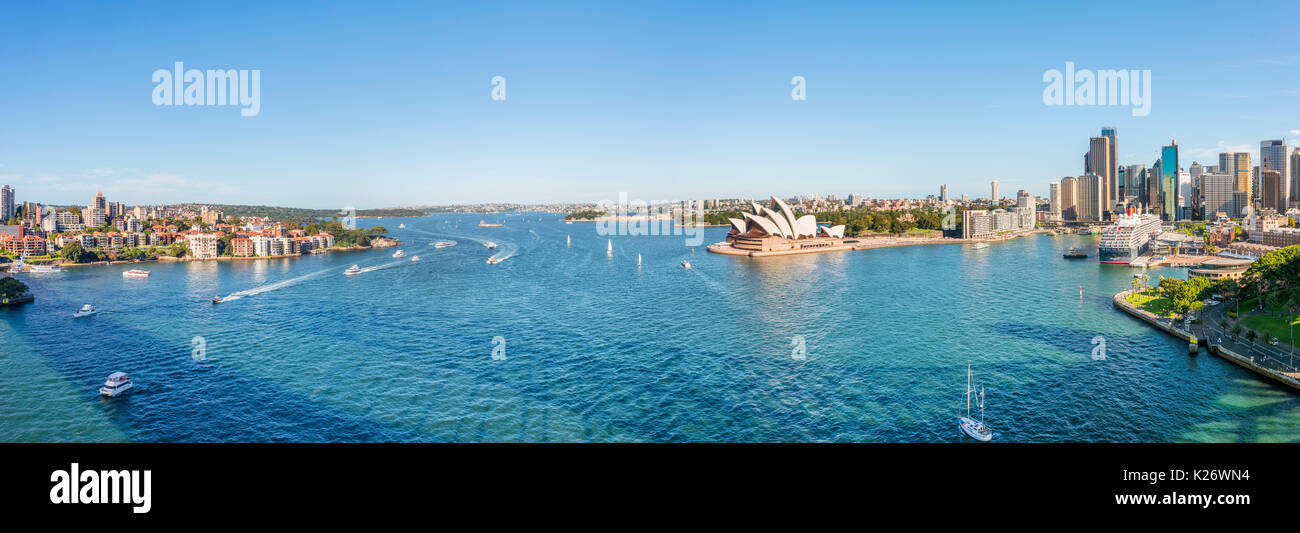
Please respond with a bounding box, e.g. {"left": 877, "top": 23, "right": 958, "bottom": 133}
{"left": 958, "top": 362, "right": 993, "bottom": 442}
{"left": 637, "top": 253, "right": 641, "bottom": 267}
{"left": 566, "top": 234, "right": 571, "bottom": 247}
{"left": 606, "top": 239, "right": 612, "bottom": 258}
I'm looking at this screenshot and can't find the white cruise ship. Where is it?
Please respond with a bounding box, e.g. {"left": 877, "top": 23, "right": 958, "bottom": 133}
{"left": 1098, "top": 208, "right": 1162, "bottom": 264}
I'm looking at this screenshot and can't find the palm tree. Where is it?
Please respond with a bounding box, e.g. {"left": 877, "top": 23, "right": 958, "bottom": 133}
{"left": 1246, "top": 330, "right": 1259, "bottom": 352}
{"left": 1232, "top": 323, "right": 1243, "bottom": 341}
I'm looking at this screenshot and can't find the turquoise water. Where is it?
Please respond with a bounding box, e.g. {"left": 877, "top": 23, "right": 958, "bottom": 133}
{"left": 2, "top": 213, "right": 1298, "bottom": 442}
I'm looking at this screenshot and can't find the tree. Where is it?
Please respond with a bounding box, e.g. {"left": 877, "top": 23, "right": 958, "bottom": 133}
{"left": 1232, "top": 323, "right": 1243, "bottom": 341}
{"left": 54, "top": 242, "right": 94, "bottom": 263}
{"left": 0, "top": 276, "right": 29, "bottom": 298}
{"left": 1246, "top": 330, "right": 1259, "bottom": 351}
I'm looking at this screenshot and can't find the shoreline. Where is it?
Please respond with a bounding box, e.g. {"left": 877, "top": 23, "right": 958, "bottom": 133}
{"left": 12, "top": 244, "right": 391, "bottom": 271}
{"left": 707, "top": 229, "right": 1048, "bottom": 257}
{"left": 1113, "top": 289, "right": 1300, "bottom": 392}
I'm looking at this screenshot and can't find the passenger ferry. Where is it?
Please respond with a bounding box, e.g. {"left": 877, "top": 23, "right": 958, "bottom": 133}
{"left": 122, "top": 269, "right": 150, "bottom": 278}
{"left": 73, "top": 304, "right": 98, "bottom": 318}
{"left": 99, "top": 372, "right": 132, "bottom": 397}
{"left": 28, "top": 265, "right": 62, "bottom": 273}
{"left": 1098, "top": 208, "right": 1162, "bottom": 264}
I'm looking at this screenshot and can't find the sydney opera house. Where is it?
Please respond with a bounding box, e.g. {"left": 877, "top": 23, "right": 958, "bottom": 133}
{"left": 707, "top": 196, "right": 852, "bottom": 256}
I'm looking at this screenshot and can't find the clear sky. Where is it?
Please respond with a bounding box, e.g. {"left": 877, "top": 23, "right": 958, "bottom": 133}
{"left": 2, "top": 1, "right": 1298, "bottom": 208}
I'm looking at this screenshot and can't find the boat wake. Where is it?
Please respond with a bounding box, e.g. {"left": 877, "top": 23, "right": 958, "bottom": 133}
{"left": 406, "top": 227, "right": 519, "bottom": 264}
{"left": 221, "top": 267, "right": 337, "bottom": 302}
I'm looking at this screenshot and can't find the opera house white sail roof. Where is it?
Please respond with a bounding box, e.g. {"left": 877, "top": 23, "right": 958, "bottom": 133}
{"left": 728, "top": 197, "right": 845, "bottom": 239}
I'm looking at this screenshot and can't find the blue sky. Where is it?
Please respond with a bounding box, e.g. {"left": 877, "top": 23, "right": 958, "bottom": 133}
{"left": 2, "top": 1, "right": 1298, "bottom": 208}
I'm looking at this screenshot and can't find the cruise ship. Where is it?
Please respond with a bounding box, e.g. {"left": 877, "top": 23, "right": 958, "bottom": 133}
{"left": 1098, "top": 208, "right": 1162, "bottom": 264}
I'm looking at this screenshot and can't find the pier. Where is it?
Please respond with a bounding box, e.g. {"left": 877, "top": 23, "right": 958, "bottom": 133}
{"left": 1113, "top": 290, "right": 1300, "bottom": 392}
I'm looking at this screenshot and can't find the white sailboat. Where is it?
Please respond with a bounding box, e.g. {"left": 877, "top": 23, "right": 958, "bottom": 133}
{"left": 637, "top": 253, "right": 642, "bottom": 266}
{"left": 606, "top": 239, "right": 612, "bottom": 258}
{"left": 958, "top": 362, "right": 993, "bottom": 442}
{"left": 566, "top": 234, "right": 571, "bottom": 247}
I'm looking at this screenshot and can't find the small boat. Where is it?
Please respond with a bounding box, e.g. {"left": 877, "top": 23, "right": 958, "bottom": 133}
{"left": 486, "top": 257, "right": 500, "bottom": 265}
{"left": 211, "top": 296, "right": 222, "bottom": 305}
{"left": 971, "top": 242, "right": 989, "bottom": 249}
{"left": 680, "top": 260, "right": 692, "bottom": 269}
{"left": 1063, "top": 247, "right": 1088, "bottom": 259}
{"left": 344, "top": 264, "right": 362, "bottom": 276}
{"left": 434, "top": 241, "right": 455, "bottom": 248}
{"left": 399, "top": 223, "right": 406, "bottom": 229}
{"left": 637, "top": 253, "right": 642, "bottom": 267}
{"left": 73, "top": 304, "right": 98, "bottom": 318}
{"left": 484, "top": 241, "right": 497, "bottom": 249}
{"left": 606, "top": 239, "right": 613, "bottom": 258}
{"left": 958, "top": 363, "right": 993, "bottom": 442}
{"left": 99, "top": 372, "right": 132, "bottom": 397}
{"left": 478, "top": 220, "right": 503, "bottom": 228}
{"left": 566, "top": 235, "right": 571, "bottom": 247}
{"left": 411, "top": 256, "right": 420, "bottom": 262}
{"left": 392, "top": 250, "right": 406, "bottom": 258}
{"left": 122, "top": 269, "right": 150, "bottom": 278}
{"left": 28, "top": 265, "right": 62, "bottom": 273}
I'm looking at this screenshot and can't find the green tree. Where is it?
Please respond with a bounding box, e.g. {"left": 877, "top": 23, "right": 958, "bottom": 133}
{"left": 0, "top": 276, "right": 29, "bottom": 297}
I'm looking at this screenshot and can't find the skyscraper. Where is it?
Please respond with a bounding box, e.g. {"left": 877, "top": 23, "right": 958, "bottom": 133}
{"left": 940, "top": 184, "right": 949, "bottom": 203}
{"left": 1101, "top": 126, "right": 1117, "bottom": 205}
{"left": 1201, "top": 173, "right": 1236, "bottom": 219}
{"left": 1261, "top": 170, "right": 1283, "bottom": 212}
{"left": 1049, "top": 182, "right": 1060, "bottom": 220}
{"left": 1160, "top": 141, "right": 1179, "bottom": 220}
{"left": 1089, "top": 136, "right": 1114, "bottom": 218}
{"left": 1260, "top": 139, "right": 1291, "bottom": 210}
{"left": 93, "top": 191, "right": 107, "bottom": 211}
{"left": 1060, "top": 176, "right": 1078, "bottom": 221}
{"left": 990, "top": 180, "right": 999, "bottom": 202}
{"left": 1221, "top": 152, "right": 1252, "bottom": 202}
{"left": 0, "top": 185, "right": 13, "bottom": 222}
{"left": 1077, "top": 174, "right": 1103, "bottom": 222}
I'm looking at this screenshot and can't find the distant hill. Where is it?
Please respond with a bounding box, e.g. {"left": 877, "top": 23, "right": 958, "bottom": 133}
{"left": 205, "top": 205, "right": 427, "bottom": 220}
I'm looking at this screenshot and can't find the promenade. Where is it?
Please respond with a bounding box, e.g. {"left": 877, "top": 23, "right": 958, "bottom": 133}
{"left": 1113, "top": 290, "right": 1300, "bottom": 392}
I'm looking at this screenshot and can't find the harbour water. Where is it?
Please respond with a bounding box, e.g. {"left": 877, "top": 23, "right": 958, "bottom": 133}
{"left": 2, "top": 214, "right": 1297, "bottom": 442}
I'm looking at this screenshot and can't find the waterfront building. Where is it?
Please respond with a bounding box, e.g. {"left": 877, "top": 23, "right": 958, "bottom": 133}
{"left": 186, "top": 233, "right": 220, "bottom": 259}
{"left": 1187, "top": 257, "right": 1253, "bottom": 281}
{"left": 0, "top": 227, "right": 47, "bottom": 256}
{"left": 1261, "top": 139, "right": 1291, "bottom": 209}
{"left": 1016, "top": 190, "right": 1034, "bottom": 228}
{"left": 1089, "top": 136, "right": 1114, "bottom": 217}
{"left": 0, "top": 185, "right": 13, "bottom": 222}
{"left": 1077, "top": 173, "right": 1104, "bottom": 222}
{"left": 1059, "top": 176, "right": 1078, "bottom": 221}
{"left": 250, "top": 235, "right": 271, "bottom": 257}
{"left": 1200, "top": 173, "right": 1236, "bottom": 219}
{"left": 961, "top": 210, "right": 995, "bottom": 239}
{"left": 1101, "top": 126, "right": 1118, "bottom": 209}
{"left": 1226, "top": 242, "right": 1278, "bottom": 258}
{"left": 719, "top": 196, "right": 847, "bottom": 254}
{"left": 1048, "top": 182, "right": 1060, "bottom": 221}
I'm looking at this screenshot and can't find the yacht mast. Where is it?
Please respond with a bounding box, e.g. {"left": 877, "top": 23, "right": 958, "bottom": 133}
{"left": 966, "top": 362, "right": 971, "bottom": 418}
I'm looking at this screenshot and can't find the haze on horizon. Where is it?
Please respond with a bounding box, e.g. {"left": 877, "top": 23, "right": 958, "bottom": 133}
{"left": 2, "top": 1, "right": 1298, "bottom": 209}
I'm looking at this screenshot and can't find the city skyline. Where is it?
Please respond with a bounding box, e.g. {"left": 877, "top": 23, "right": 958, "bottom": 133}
{"left": 3, "top": 2, "right": 1300, "bottom": 208}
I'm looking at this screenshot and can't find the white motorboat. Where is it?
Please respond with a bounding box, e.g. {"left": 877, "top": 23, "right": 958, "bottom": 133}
{"left": 484, "top": 241, "right": 497, "bottom": 249}
{"left": 122, "top": 269, "right": 150, "bottom": 278}
{"left": 399, "top": 223, "right": 406, "bottom": 229}
{"left": 434, "top": 241, "right": 455, "bottom": 248}
{"left": 99, "top": 372, "right": 132, "bottom": 397}
{"left": 486, "top": 257, "right": 500, "bottom": 265}
{"left": 958, "top": 363, "right": 993, "bottom": 442}
{"left": 392, "top": 249, "right": 405, "bottom": 258}
{"left": 411, "top": 256, "right": 420, "bottom": 262}
{"left": 971, "top": 242, "right": 989, "bottom": 250}
{"left": 73, "top": 304, "right": 98, "bottom": 318}
{"left": 344, "top": 264, "right": 362, "bottom": 276}
{"left": 680, "top": 260, "right": 691, "bottom": 269}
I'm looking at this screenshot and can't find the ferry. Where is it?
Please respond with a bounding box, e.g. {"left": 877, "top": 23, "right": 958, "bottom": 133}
{"left": 1098, "top": 208, "right": 1162, "bottom": 264}
{"left": 1063, "top": 247, "right": 1088, "bottom": 259}
{"left": 344, "top": 264, "right": 362, "bottom": 276}
{"left": 99, "top": 372, "right": 132, "bottom": 397}
{"left": 28, "top": 265, "right": 62, "bottom": 273}
{"left": 392, "top": 250, "right": 405, "bottom": 259}
{"left": 122, "top": 269, "right": 150, "bottom": 278}
{"left": 433, "top": 241, "right": 455, "bottom": 248}
{"left": 958, "top": 363, "right": 993, "bottom": 442}
{"left": 478, "top": 220, "right": 503, "bottom": 228}
{"left": 73, "top": 304, "right": 98, "bottom": 318}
